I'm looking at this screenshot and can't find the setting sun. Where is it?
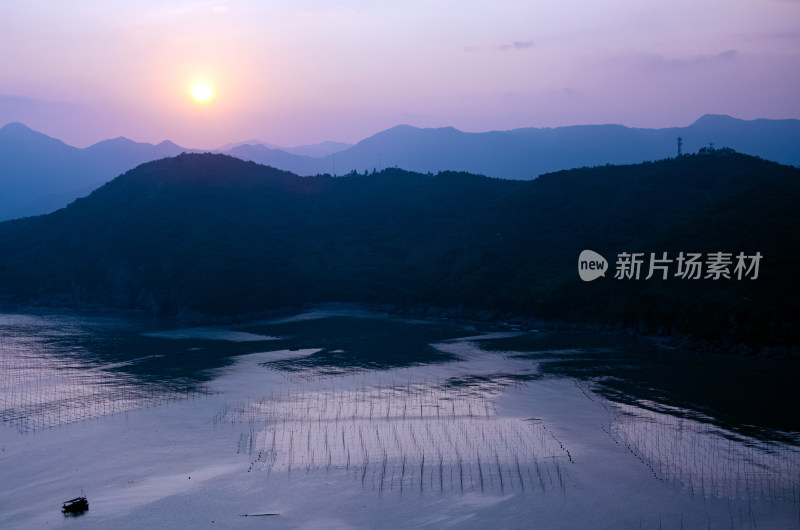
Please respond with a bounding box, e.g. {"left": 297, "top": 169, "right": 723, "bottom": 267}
{"left": 191, "top": 83, "right": 213, "bottom": 102}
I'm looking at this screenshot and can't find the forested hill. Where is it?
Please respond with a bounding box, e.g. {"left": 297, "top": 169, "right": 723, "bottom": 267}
{"left": 0, "top": 151, "right": 797, "bottom": 348}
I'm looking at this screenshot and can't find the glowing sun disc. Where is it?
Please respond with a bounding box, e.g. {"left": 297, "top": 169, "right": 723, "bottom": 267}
{"left": 192, "top": 83, "right": 213, "bottom": 102}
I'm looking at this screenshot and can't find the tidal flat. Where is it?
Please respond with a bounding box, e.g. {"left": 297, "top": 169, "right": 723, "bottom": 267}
{"left": 1, "top": 308, "right": 798, "bottom": 529}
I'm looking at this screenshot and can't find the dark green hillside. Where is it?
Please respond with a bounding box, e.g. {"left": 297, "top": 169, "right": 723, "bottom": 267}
{"left": 0, "top": 151, "right": 797, "bottom": 348}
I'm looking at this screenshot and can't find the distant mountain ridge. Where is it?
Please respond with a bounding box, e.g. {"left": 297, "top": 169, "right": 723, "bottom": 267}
{"left": 0, "top": 123, "right": 187, "bottom": 220}
{"left": 0, "top": 151, "right": 797, "bottom": 350}
{"left": 227, "top": 115, "right": 800, "bottom": 178}
{"left": 1, "top": 115, "right": 798, "bottom": 220}
{"left": 213, "top": 139, "right": 352, "bottom": 157}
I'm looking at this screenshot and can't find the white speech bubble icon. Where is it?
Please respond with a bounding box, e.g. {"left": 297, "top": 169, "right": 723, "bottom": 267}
{"left": 578, "top": 250, "right": 608, "bottom": 281}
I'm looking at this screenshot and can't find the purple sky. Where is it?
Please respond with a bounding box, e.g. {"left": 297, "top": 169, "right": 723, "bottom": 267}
{"left": 1, "top": 0, "right": 799, "bottom": 149}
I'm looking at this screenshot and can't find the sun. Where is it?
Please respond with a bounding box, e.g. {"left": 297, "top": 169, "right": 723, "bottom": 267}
{"left": 191, "top": 83, "right": 214, "bottom": 103}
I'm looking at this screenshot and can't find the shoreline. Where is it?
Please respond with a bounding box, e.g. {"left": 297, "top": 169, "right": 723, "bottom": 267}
{"left": 2, "top": 298, "right": 797, "bottom": 361}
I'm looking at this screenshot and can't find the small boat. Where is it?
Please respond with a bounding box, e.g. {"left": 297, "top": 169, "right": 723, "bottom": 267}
{"left": 62, "top": 497, "right": 89, "bottom": 514}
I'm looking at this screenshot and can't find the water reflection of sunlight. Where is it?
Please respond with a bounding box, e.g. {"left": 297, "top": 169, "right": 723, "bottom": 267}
{"left": 221, "top": 375, "right": 572, "bottom": 495}
{"left": 0, "top": 317, "right": 203, "bottom": 433}
{"left": 604, "top": 399, "right": 800, "bottom": 501}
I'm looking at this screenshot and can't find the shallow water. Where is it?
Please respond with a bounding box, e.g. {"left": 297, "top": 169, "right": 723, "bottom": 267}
{"left": 0, "top": 308, "right": 798, "bottom": 528}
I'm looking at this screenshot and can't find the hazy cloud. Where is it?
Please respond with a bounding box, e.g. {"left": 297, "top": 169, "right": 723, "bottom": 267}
{"left": 0, "top": 95, "right": 82, "bottom": 123}
{"left": 0, "top": 95, "right": 109, "bottom": 147}
{"left": 464, "top": 41, "right": 535, "bottom": 53}
{"left": 621, "top": 50, "right": 740, "bottom": 71}
{"left": 739, "top": 29, "right": 800, "bottom": 42}
{"left": 498, "top": 41, "right": 535, "bottom": 51}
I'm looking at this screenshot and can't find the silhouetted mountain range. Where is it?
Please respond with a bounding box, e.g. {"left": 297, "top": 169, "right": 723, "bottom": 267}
{"left": 0, "top": 122, "right": 186, "bottom": 220}
{"left": 1, "top": 115, "right": 798, "bottom": 221}
{"left": 0, "top": 151, "right": 797, "bottom": 350}
{"left": 229, "top": 115, "right": 800, "bottom": 178}
{"left": 214, "top": 139, "right": 352, "bottom": 157}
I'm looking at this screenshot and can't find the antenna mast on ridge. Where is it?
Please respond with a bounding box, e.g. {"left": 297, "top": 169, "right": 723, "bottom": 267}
{"left": 677, "top": 137, "right": 683, "bottom": 157}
